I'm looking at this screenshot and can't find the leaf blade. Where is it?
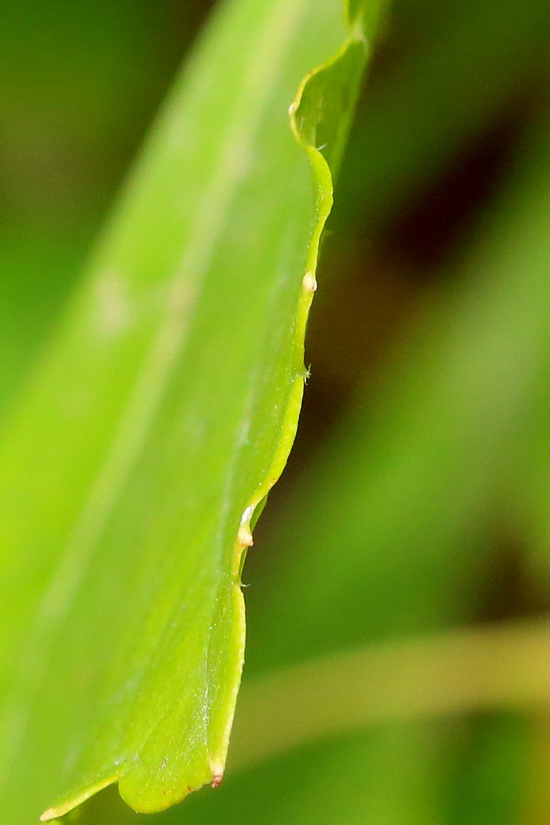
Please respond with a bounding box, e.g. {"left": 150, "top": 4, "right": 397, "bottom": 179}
{"left": 0, "top": 0, "right": 378, "bottom": 820}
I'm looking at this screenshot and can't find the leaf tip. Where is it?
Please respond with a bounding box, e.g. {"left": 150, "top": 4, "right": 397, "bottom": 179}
{"left": 208, "top": 756, "right": 225, "bottom": 788}
{"left": 40, "top": 773, "right": 119, "bottom": 822}
{"left": 211, "top": 773, "right": 223, "bottom": 788}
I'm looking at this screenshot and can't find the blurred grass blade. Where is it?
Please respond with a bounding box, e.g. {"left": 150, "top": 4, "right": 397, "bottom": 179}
{"left": 339, "top": 0, "right": 550, "bottom": 233}
{"left": 233, "top": 619, "right": 550, "bottom": 769}
{"left": 0, "top": 0, "right": 385, "bottom": 820}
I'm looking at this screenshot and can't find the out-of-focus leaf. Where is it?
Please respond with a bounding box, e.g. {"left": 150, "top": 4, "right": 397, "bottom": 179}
{"left": 0, "top": 4, "right": 203, "bottom": 414}
{"left": 0, "top": 231, "right": 87, "bottom": 417}
{"left": 232, "top": 620, "right": 550, "bottom": 766}
{"left": 448, "top": 713, "right": 531, "bottom": 825}
{"left": 0, "top": 0, "right": 385, "bottom": 820}
{"left": 338, "top": 0, "right": 550, "bottom": 233}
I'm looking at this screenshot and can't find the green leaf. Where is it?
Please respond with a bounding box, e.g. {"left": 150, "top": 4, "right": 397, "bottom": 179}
{"left": 0, "top": 0, "right": 382, "bottom": 821}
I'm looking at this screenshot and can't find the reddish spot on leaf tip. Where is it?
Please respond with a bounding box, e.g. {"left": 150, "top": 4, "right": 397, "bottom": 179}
{"left": 212, "top": 774, "right": 223, "bottom": 788}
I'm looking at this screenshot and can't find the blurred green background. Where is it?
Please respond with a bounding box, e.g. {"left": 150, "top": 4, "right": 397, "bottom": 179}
{"left": 3, "top": 0, "right": 550, "bottom": 822}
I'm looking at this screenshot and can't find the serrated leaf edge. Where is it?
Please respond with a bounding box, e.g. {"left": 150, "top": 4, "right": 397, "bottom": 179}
{"left": 40, "top": 2, "right": 368, "bottom": 820}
